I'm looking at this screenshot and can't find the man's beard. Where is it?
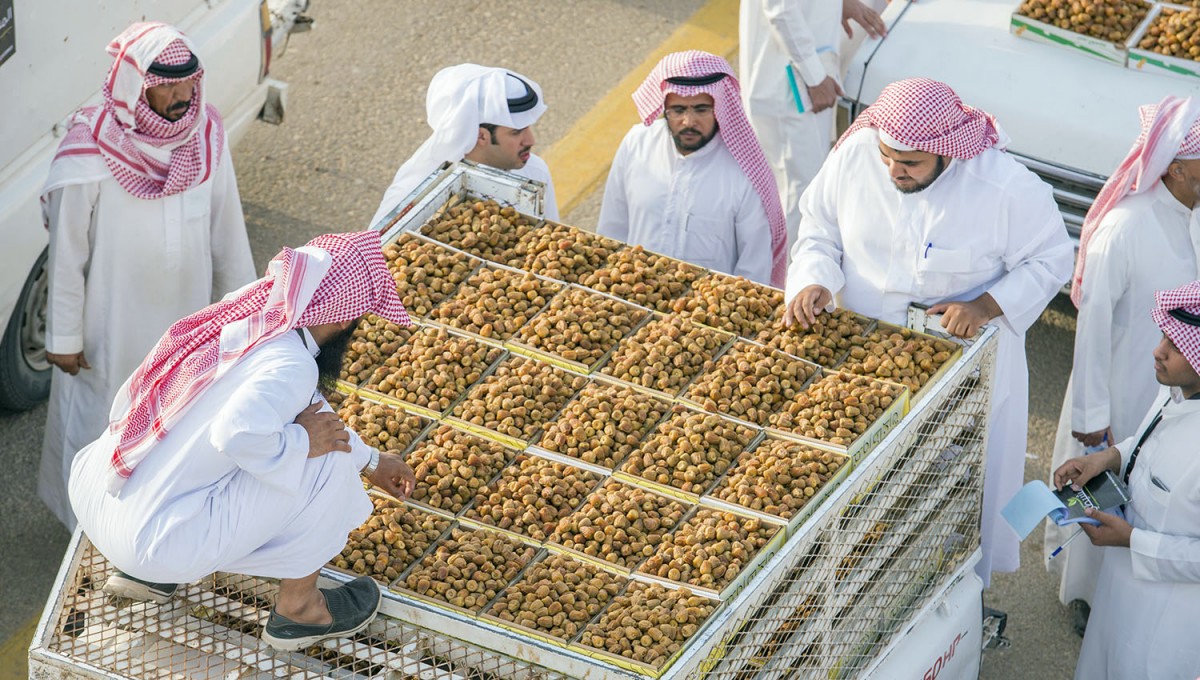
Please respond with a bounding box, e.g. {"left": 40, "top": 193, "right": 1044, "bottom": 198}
{"left": 315, "top": 325, "right": 356, "bottom": 390}
{"left": 671, "top": 125, "right": 717, "bottom": 153}
{"left": 894, "top": 156, "right": 947, "bottom": 195}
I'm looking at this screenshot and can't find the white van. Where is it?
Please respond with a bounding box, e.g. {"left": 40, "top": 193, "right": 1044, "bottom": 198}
{"left": 0, "top": 0, "right": 308, "bottom": 410}
{"left": 840, "top": 0, "right": 1200, "bottom": 250}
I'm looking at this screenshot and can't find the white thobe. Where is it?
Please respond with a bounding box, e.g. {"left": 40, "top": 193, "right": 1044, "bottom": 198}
{"left": 1075, "top": 387, "right": 1200, "bottom": 680}
{"left": 68, "top": 330, "right": 374, "bottom": 583}
{"left": 38, "top": 143, "right": 256, "bottom": 530}
{"left": 787, "top": 127, "right": 1074, "bottom": 587}
{"left": 597, "top": 120, "right": 774, "bottom": 285}
{"left": 370, "top": 152, "right": 559, "bottom": 227}
{"left": 1046, "top": 183, "right": 1198, "bottom": 606}
{"left": 739, "top": 0, "right": 842, "bottom": 247}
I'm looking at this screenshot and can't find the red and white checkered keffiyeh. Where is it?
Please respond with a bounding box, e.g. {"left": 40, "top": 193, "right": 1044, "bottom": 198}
{"left": 836, "top": 78, "right": 1004, "bottom": 160}
{"left": 45, "top": 22, "right": 224, "bottom": 201}
{"left": 1152, "top": 280, "right": 1200, "bottom": 373}
{"left": 632, "top": 50, "right": 787, "bottom": 288}
{"left": 1071, "top": 96, "right": 1200, "bottom": 307}
{"left": 103, "top": 231, "right": 410, "bottom": 491}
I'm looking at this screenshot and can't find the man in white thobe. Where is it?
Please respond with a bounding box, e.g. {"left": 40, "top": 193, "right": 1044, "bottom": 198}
{"left": 1046, "top": 97, "right": 1200, "bottom": 633}
{"left": 784, "top": 78, "right": 1074, "bottom": 587}
{"left": 1054, "top": 280, "right": 1200, "bottom": 680}
{"left": 598, "top": 50, "right": 786, "bottom": 287}
{"left": 69, "top": 231, "right": 417, "bottom": 652}
{"left": 371, "top": 65, "right": 558, "bottom": 227}
{"left": 38, "top": 22, "right": 256, "bottom": 529}
{"left": 739, "top": 0, "right": 886, "bottom": 246}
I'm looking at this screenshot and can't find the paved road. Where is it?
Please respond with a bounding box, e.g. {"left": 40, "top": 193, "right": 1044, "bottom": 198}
{"left": 1, "top": 1, "right": 1084, "bottom": 677}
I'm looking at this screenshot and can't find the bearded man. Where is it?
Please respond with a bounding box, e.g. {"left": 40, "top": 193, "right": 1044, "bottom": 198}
{"left": 597, "top": 50, "right": 786, "bottom": 287}
{"left": 784, "top": 78, "right": 1074, "bottom": 587}
{"left": 69, "top": 230, "right": 416, "bottom": 651}
{"left": 371, "top": 64, "right": 557, "bottom": 227}
{"left": 38, "top": 22, "right": 256, "bottom": 528}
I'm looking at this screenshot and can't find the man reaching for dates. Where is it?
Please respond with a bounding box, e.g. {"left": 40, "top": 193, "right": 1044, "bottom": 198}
{"left": 782, "top": 78, "right": 1073, "bottom": 587}
{"left": 68, "top": 231, "right": 416, "bottom": 651}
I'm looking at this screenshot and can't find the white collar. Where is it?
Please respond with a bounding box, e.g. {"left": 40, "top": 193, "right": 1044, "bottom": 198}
{"left": 298, "top": 328, "right": 320, "bottom": 359}
{"left": 1151, "top": 180, "right": 1192, "bottom": 217}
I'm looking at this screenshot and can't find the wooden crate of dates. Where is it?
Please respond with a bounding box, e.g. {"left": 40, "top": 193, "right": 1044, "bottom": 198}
{"left": 328, "top": 496, "right": 452, "bottom": 584}
{"left": 599, "top": 315, "right": 733, "bottom": 397}
{"left": 549, "top": 479, "right": 690, "bottom": 574}
{"left": 570, "top": 581, "right": 719, "bottom": 676}
{"left": 447, "top": 355, "right": 587, "bottom": 448}
{"left": 429, "top": 264, "right": 563, "bottom": 343}
{"left": 768, "top": 371, "right": 908, "bottom": 460}
{"left": 616, "top": 404, "right": 759, "bottom": 502}
{"left": 333, "top": 392, "right": 431, "bottom": 460}
{"left": 419, "top": 197, "right": 539, "bottom": 263}
{"left": 480, "top": 552, "right": 628, "bottom": 648}
{"left": 383, "top": 233, "right": 480, "bottom": 318}
{"left": 705, "top": 436, "right": 852, "bottom": 535}
{"left": 401, "top": 425, "right": 518, "bottom": 516}
{"left": 681, "top": 341, "right": 819, "bottom": 427}
{"left": 580, "top": 245, "right": 705, "bottom": 313}
{"left": 669, "top": 272, "right": 783, "bottom": 338}
{"left": 833, "top": 322, "right": 959, "bottom": 399}
{"left": 339, "top": 314, "right": 414, "bottom": 387}
{"left": 530, "top": 382, "right": 672, "bottom": 471}
{"left": 1011, "top": 0, "right": 1151, "bottom": 64}
{"left": 358, "top": 325, "right": 504, "bottom": 418}
{"left": 506, "top": 222, "right": 625, "bottom": 283}
{"left": 396, "top": 524, "right": 537, "bottom": 617}
{"left": 755, "top": 309, "right": 870, "bottom": 368}
{"left": 636, "top": 507, "right": 784, "bottom": 600}
{"left": 508, "top": 286, "right": 649, "bottom": 373}
{"left": 462, "top": 455, "right": 603, "bottom": 543}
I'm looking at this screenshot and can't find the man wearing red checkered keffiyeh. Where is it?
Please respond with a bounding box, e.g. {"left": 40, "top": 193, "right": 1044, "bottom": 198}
{"left": 784, "top": 77, "right": 1074, "bottom": 588}
{"left": 68, "top": 231, "right": 415, "bottom": 652}
{"left": 597, "top": 50, "right": 786, "bottom": 287}
{"left": 37, "top": 22, "right": 255, "bottom": 530}
{"left": 1045, "top": 97, "right": 1200, "bottom": 628}
{"left": 1053, "top": 280, "right": 1200, "bottom": 679}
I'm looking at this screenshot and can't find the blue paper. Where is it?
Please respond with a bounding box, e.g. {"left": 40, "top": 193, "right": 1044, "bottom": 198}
{"left": 1001, "top": 481, "right": 1066, "bottom": 540}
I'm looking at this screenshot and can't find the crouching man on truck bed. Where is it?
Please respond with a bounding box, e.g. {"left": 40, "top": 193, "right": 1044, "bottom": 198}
{"left": 38, "top": 22, "right": 256, "bottom": 530}
{"left": 783, "top": 78, "right": 1073, "bottom": 589}
{"left": 68, "top": 231, "right": 417, "bottom": 651}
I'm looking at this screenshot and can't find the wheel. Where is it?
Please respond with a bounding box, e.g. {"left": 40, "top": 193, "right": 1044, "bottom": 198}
{"left": 0, "top": 248, "right": 51, "bottom": 411}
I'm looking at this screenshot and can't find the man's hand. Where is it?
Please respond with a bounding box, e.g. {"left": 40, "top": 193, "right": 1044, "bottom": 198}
{"left": 927, "top": 293, "right": 1002, "bottom": 339}
{"left": 843, "top": 0, "right": 888, "bottom": 39}
{"left": 1053, "top": 447, "right": 1120, "bottom": 491}
{"left": 1081, "top": 508, "right": 1133, "bottom": 548}
{"left": 806, "top": 76, "right": 844, "bottom": 114}
{"left": 368, "top": 453, "right": 416, "bottom": 500}
{"left": 294, "top": 402, "right": 350, "bottom": 458}
{"left": 1072, "top": 426, "right": 1113, "bottom": 448}
{"left": 783, "top": 285, "right": 833, "bottom": 329}
{"left": 47, "top": 351, "right": 90, "bottom": 376}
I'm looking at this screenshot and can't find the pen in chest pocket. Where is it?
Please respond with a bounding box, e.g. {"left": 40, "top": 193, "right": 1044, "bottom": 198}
{"left": 924, "top": 242, "right": 932, "bottom": 259}
{"left": 1150, "top": 475, "right": 1170, "bottom": 492}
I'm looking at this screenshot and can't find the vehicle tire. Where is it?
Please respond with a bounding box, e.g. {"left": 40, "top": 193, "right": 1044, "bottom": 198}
{"left": 0, "top": 248, "right": 51, "bottom": 411}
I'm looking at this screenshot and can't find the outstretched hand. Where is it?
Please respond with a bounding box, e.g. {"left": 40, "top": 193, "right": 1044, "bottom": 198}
{"left": 368, "top": 453, "right": 416, "bottom": 500}
{"left": 783, "top": 285, "right": 833, "bottom": 329}
{"left": 842, "top": 0, "right": 888, "bottom": 39}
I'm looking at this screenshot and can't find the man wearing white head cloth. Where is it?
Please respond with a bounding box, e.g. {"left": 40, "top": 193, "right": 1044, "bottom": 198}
{"left": 1046, "top": 96, "right": 1200, "bottom": 635}
{"left": 38, "top": 22, "right": 256, "bottom": 529}
{"left": 1053, "top": 280, "right": 1200, "bottom": 679}
{"left": 597, "top": 50, "right": 787, "bottom": 287}
{"left": 69, "top": 230, "right": 417, "bottom": 651}
{"left": 784, "top": 78, "right": 1074, "bottom": 587}
{"left": 370, "top": 64, "right": 557, "bottom": 227}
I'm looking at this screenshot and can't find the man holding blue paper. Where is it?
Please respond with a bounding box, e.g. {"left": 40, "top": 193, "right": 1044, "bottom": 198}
{"left": 1054, "top": 281, "right": 1200, "bottom": 680}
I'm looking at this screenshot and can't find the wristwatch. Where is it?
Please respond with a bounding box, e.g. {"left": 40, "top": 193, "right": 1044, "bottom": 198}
{"left": 363, "top": 449, "right": 381, "bottom": 477}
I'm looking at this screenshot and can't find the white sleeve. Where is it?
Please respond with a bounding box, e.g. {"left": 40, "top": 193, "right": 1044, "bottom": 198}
{"left": 1129, "top": 528, "right": 1200, "bottom": 583}
{"left": 597, "top": 133, "right": 633, "bottom": 241}
{"left": 984, "top": 175, "right": 1074, "bottom": 336}
{"left": 370, "top": 166, "right": 415, "bottom": 228}
{"left": 760, "top": 0, "right": 827, "bottom": 86}
{"left": 1070, "top": 217, "right": 1129, "bottom": 433}
{"left": 208, "top": 143, "right": 257, "bottom": 299}
{"left": 785, "top": 144, "right": 847, "bottom": 305}
{"left": 45, "top": 184, "right": 99, "bottom": 355}
{"left": 732, "top": 185, "right": 774, "bottom": 285}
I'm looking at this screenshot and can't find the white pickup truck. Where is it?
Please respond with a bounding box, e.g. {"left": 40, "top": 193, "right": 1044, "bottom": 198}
{"left": 0, "top": 0, "right": 309, "bottom": 410}
{"left": 840, "top": 0, "right": 1200, "bottom": 247}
